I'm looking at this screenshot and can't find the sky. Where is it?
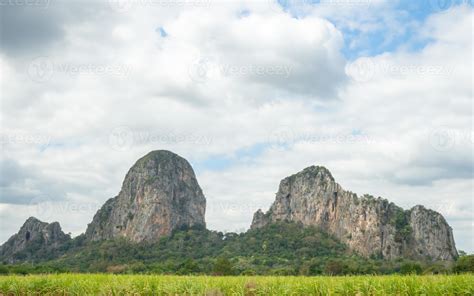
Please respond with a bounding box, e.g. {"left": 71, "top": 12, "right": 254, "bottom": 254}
{"left": 0, "top": 0, "right": 473, "bottom": 253}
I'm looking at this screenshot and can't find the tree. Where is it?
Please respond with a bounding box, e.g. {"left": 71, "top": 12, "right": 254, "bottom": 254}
{"left": 0, "top": 265, "right": 8, "bottom": 274}
{"left": 178, "top": 258, "right": 200, "bottom": 274}
{"left": 453, "top": 255, "right": 474, "bottom": 273}
{"left": 400, "top": 262, "right": 422, "bottom": 275}
{"left": 324, "top": 260, "right": 345, "bottom": 275}
{"left": 212, "top": 257, "right": 234, "bottom": 276}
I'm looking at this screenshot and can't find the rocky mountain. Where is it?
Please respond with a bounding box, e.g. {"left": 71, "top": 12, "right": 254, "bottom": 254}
{"left": 251, "top": 166, "right": 458, "bottom": 261}
{"left": 0, "top": 217, "right": 70, "bottom": 263}
{"left": 85, "top": 150, "right": 206, "bottom": 243}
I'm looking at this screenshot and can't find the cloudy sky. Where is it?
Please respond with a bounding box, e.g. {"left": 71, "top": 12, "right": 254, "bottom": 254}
{"left": 0, "top": 0, "right": 472, "bottom": 252}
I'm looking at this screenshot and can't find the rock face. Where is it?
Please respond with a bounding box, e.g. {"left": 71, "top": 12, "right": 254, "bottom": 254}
{"left": 251, "top": 166, "right": 458, "bottom": 261}
{"left": 0, "top": 217, "right": 70, "bottom": 263}
{"left": 85, "top": 150, "right": 206, "bottom": 243}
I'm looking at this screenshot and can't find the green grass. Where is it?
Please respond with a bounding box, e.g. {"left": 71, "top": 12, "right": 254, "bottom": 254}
{"left": 0, "top": 274, "right": 472, "bottom": 295}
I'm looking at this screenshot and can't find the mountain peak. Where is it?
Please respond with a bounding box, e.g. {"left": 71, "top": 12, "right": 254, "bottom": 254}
{"left": 0, "top": 218, "right": 70, "bottom": 263}
{"left": 252, "top": 166, "right": 457, "bottom": 261}
{"left": 137, "top": 150, "right": 183, "bottom": 163}
{"left": 86, "top": 150, "right": 206, "bottom": 243}
{"left": 23, "top": 216, "right": 43, "bottom": 225}
{"left": 295, "top": 165, "right": 334, "bottom": 181}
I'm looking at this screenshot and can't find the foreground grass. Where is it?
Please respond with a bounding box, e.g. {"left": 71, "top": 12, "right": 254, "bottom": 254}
{"left": 0, "top": 274, "right": 473, "bottom": 295}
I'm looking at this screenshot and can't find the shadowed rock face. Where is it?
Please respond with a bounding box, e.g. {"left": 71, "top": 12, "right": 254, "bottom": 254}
{"left": 0, "top": 217, "right": 70, "bottom": 263}
{"left": 85, "top": 150, "right": 206, "bottom": 243}
{"left": 251, "top": 166, "right": 458, "bottom": 261}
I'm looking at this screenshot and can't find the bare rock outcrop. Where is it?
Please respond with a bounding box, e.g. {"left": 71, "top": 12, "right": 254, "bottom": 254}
{"left": 0, "top": 217, "right": 70, "bottom": 263}
{"left": 85, "top": 150, "right": 206, "bottom": 243}
{"left": 251, "top": 166, "right": 458, "bottom": 261}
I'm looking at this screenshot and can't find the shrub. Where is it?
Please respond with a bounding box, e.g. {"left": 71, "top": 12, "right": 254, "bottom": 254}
{"left": 453, "top": 255, "right": 474, "bottom": 273}
{"left": 400, "top": 262, "right": 422, "bottom": 275}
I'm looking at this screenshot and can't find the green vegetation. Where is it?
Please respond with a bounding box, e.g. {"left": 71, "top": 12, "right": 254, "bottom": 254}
{"left": 392, "top": 208, "right": 413, "bottom": 243}
{"left": 1, "top": 222, "right": 471, "bottom": 276}
{"left": 453, "top": 254, "right": 474, "bottom": 273}
{"left": 0, "top": 274, "right": 472, "bottom": 295}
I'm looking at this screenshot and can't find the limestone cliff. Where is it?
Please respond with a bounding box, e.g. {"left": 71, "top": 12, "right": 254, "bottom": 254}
{"left": 251, "top": 166, "right": 458, "bottom": 261}
{"left": 85, "top": 150, "right": 206, "bottom": 242}
{"left": 0, "top": 217, "right": 70, "bottom": 263}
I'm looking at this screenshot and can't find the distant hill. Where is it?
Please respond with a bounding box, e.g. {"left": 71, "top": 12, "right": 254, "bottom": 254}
{"left": 252, "top": 166, "right": 457, "bottom": 261}
{"left": 0, "top": 150, "right": 459, "bottom": 274}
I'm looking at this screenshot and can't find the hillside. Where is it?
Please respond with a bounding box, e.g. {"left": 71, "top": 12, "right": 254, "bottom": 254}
{"left": 252, "top": 166, "right": 458, "bottom": 260}
{"left": 0, "top": 150, "right": 460, "bottom": 274}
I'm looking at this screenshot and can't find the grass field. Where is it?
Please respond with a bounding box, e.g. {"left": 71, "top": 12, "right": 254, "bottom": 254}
{"left": 0, "top": 274, "right": 473, "bottom": 295}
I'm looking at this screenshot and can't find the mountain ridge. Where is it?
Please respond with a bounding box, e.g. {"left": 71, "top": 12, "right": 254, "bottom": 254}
{"left": 0, "top": 151, "right": 458, "bottom": 264}
{"left": 251, "top": 165, "right": 458, "bottom": 261}
{"left": 0, "top": 217, "right": 70, "bottom": 263}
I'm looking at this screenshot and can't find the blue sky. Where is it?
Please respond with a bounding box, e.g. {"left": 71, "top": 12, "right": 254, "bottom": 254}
{"left": 195, "top": 0, "right": 472, "bottom": 174}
